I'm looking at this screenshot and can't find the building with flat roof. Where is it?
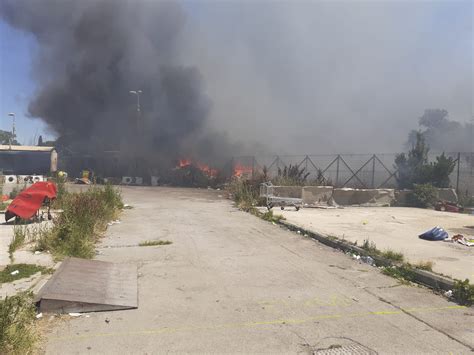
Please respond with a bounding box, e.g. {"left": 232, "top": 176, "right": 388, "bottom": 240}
{"left": 0, "top": 145, "right": 57, "bottom": 175}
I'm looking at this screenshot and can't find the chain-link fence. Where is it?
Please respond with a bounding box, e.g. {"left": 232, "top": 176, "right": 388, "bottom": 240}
{"left": 230, "top": 152, "right": 474, "bottom": 195}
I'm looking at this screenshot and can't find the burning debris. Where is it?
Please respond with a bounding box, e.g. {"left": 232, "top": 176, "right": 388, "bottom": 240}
{"left": 232, "top": 164, "right": 253, "bottom": 178}
{"left": 176, "top": 159, "right": 218, "bottom": 178}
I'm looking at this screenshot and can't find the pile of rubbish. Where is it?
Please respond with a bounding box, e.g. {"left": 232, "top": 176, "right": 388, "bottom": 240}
{"left": 418, "top": 226, "right": 448, "bottom": 241}
{"left": 434, "top": 201, "right": 464, "bottom": 213}
{"left": 419, "top": 226, "right": 473, "bottom": 247}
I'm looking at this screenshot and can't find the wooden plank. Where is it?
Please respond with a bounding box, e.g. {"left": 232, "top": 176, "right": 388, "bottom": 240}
{"left": 36, "top": 257, "right": 138, "bottom": 313}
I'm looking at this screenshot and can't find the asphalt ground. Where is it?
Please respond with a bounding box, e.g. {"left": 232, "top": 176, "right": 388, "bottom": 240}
{"left": 43, "top": 187, "right": 473, "bottom": 354}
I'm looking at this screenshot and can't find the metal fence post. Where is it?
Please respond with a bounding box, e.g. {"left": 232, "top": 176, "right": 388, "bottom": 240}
{"left": 456, "top": 152, "right": 460, "bottom": 193}
{"left": 335, "top": 155, "right": 340, "bottom": 187}
{"left": 252, "top": 156, "right": 255, "bottom": 180}
{"left": 371, "top": 154, "right": 376, "bottom": 188}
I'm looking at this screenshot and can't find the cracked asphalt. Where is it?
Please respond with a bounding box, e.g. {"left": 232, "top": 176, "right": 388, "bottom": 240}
{"left": 43, "top": 187, "right": 473, "bottom": 354}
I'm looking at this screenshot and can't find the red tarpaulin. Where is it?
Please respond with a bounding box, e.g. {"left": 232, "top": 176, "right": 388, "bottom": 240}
{"left": 5, "top": 181, "right": 57, "bottom": 221}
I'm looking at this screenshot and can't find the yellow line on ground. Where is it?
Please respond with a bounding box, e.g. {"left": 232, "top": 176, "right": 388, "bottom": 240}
{"left": 49, "top": 305, "right": 466, "bottom": 342}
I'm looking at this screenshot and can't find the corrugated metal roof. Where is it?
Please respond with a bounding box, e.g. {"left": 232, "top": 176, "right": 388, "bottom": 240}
{"left": 0, "top": 145, "right": 55, "bottom": 152}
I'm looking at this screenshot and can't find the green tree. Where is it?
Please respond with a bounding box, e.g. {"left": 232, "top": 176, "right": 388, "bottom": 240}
{"left": 395, "top": 133, "right": 455, "bottom": 189}
{"left": 430, "top": 153, "right": 456, "bottom": 188}
{"left": 395, "top": 132, "right": 430, "bottom": 189}
{"left": 0, "top": 130, "right": 19, "bottom": 145}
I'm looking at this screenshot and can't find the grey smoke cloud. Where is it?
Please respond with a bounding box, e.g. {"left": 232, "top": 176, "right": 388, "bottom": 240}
{"left": 1, "top": 0, "right": 472, "bottom": 166}
{"left": 181, "top": 0, "right": 472, "bottom": 154}
{"left": 0, "top": 0, "right": 228, "bottom": 170}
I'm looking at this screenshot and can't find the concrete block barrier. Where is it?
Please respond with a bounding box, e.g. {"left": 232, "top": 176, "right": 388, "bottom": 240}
{"left": 302, "top": 186, "right": 334, "bottom": 205}
{"left": 332, "top": 188, "right": 395, "bottom": 206}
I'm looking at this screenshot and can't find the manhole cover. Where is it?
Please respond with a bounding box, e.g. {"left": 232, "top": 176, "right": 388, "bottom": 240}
{"left": 315, "top": 344, "right": 377, "bottom": 355}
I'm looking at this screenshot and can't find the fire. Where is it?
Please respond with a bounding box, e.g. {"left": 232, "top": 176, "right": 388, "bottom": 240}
{"left": 178, "top": 159, "right": 192, "bottom": 168}
{"left": 176, "top": 159, "right": 218, "bottom": 178}
{"left": 196, "top": 163, "right": 218, "bottom": 177}
{"left": 233, "top": 164, "right": 253, "bottom": 177}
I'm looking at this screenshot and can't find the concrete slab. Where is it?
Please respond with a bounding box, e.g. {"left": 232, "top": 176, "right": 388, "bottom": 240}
{"left": 278, "top": 207, "right": 474, "bottom": 280}
{"left": 36, "top": 257, "right": 137, "bottom": 313}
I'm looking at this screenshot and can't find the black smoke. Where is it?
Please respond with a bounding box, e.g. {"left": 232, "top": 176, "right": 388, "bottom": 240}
{"left": 1, "top": 0, "right": 231, "bottom": 174}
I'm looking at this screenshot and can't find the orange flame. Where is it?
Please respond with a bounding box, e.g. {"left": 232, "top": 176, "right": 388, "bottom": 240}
{"left": 233, "top": 164, "right": 253, "bottom": 177}
{"left": 178, "top": 159, "right": 192, "bottom": 168}
{"left": 176, "top": 159, "right": 218, "bottom": 178}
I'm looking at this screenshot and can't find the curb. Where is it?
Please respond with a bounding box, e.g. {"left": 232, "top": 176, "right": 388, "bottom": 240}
{"left": 278, "top": 220, "right": 455, "bottom": 291}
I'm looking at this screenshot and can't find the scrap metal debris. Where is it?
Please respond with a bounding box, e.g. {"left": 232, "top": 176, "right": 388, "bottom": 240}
{"left": 452, "top": 234, "right": 474, "bottom": 247}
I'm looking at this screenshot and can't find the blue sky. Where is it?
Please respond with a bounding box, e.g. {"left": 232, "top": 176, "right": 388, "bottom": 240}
{"left": 0, "top": 20, "right": 53, "bottom": 144}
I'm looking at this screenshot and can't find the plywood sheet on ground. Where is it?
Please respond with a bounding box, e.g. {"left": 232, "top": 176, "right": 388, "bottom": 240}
{"left": 36, "top": 257, "right": 137, "bottom": 313}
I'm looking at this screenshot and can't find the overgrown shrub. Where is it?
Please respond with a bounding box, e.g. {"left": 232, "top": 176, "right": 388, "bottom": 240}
{"left": 228, "top": 179, "right": 261, "bottom": 212}
{"left": 37, "top": 184, "right": 123, "bottom": 259}
{"left": 395, "top": 133, "right": 455, "bottom": 189}
{"left": 458, "top": 191, "right": 474, "bottom": 207}
{"left": 273, "top": 164, "right": 309, "bottom": 186}
{"left": 452, "top": 279, "right": 474, "bottom": 306}
{"left": 407, "top": 183, "right": 437, "bottom": 208}
{"left": 0, "top": 292, "right": 37, "bottom": 354}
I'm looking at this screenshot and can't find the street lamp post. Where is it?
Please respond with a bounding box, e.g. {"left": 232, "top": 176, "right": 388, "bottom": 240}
{"left": 8, "top": 112, "right": 15, "bottom": 148}
{"left": 129, "top": 90, "right": 142, "bottom": 113}
{"left": 129, "top": 90, "right": 143, "bottom": 174}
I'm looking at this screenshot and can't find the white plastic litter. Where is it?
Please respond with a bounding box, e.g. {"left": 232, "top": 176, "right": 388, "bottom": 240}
{"left": 68, "top": 313, "right": 82, "bottom": 317}
{"left": 34, "top": 251, "right": 41, "bottom": 255}
{"left": 36, "top": 313, "right": 43, "bottom": 319}
{"left": 10, "top": 270, "right": 19, "bottom": 275}
{"left": 444, "top": 290, "right": 453, "bottom": 297}
{"left": 361, "top": 255, "right": 375, "bottom": 266}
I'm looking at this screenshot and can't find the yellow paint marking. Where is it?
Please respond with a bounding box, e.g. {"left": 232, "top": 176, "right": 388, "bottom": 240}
{"left": 49, "top": 305, "right": 466, "bottom": 342}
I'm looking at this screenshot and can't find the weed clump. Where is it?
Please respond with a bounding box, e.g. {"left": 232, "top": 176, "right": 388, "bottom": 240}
{"left": 0, "top": 292, "right": 37, "bottom": 354}
{"left": 37, "top": 184, "right": 123, "bottom": 259}
{"left": 361, "top": 239, "right": 379, "bottom": 255}
{"left": 9, "top": 225, "right": 28, "bottom": 261}
{"left": 261, "top": 210, "right": 285, "bottom": 223}
{"left": 139, "top": 240, "right": 172, "bottom": 247}
{"left": 452, "top": 279, "right": 474, "bottom": 306}
{"left": 0, "top": 264, "right": 53, "bottom": 283}
{"left": 381, "top": 265, "right": 416, "bottom": 283}
{"left": 228, "top": 179, "right": 262, "bottom": 212}
{"left": 381, "top": 249, "right": 404, "bottom": 262}
{"left": 413, "top": 260, "right": 434, "bottom": 271}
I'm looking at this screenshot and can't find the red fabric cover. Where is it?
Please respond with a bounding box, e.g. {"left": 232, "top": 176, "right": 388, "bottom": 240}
{"left": 6, "top": 182, "right": 57, "bottom": 221}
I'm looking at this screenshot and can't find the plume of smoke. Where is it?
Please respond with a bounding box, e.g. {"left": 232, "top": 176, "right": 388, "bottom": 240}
{"left": 1, "top": 0, "right": 232, "bottom": 174}
{"left": 406, "top": 109, "right": 474, "bottom": 153}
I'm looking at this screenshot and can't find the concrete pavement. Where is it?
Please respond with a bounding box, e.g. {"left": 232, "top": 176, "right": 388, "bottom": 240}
{"left": 43, "top": 187, "right": 473, "bottom": 354}
{"left": 276, "top": 207, "right": 474, "bottom": 280}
